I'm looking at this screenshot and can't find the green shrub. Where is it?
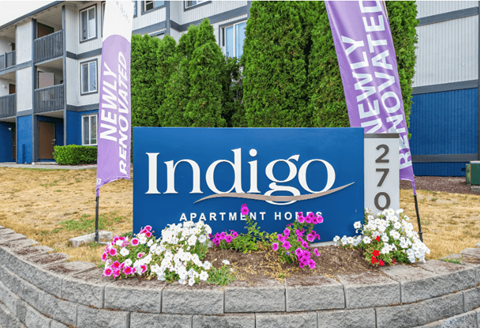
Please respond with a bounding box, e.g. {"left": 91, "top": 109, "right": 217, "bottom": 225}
{"left": 53, "top": 145, "right": 97, "bottom": 165}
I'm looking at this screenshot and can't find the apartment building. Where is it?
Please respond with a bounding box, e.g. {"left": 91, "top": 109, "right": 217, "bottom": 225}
{"left": 0, "top": 1, "right": 250, "bottom": 164}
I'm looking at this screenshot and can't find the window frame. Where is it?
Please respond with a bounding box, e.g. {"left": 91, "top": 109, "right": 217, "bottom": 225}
{"left": 79, "top": 4, "right": 98, "bottom": 43}
{"left": 101, "top": 2, "right": 106, "bottom": 37}
{"left": 81, "top": 114, "right": 98, "bottom": 146}
{"left": 184, "top": 1, "right": 211, "bottom": 11}
{"left": 80, "top": 59, "right": 98, "bottom": 96}
{"left": 133, "top": 1, "right": 137, "bottom": 18}
{"left": 142, "top": 1, "right": 166, "bottom": 15}
{"left": 221, "top": 20, "right": 247, "bottom": 58}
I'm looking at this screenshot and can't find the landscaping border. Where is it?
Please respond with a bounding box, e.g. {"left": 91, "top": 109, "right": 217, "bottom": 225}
{"left": 0, "top": 225, "right": 479, "bottom": 328}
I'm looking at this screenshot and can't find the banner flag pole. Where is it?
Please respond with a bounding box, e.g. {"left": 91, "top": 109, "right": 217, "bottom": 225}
{"left": 325, "top": 1, "right": 422, "bottom": 237}
{"left": 94, "top": 1, "right": 134, "bottom": 243}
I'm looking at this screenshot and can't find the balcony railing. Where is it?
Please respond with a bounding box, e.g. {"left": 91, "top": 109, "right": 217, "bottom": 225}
{"left": 0, "top": 50, "right": 16, "bottom": 70}
{"left": 0, "top": 94, "right": 16, "bottom": 118}
{"left": 34, "top": 84, "right": 64, "bottom": 114}
{"left": 34, "top": 30, "right": 64, "bottom": 63}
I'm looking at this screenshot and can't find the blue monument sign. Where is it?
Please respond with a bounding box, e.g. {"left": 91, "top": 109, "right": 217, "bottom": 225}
{"left": 133, "top": 127, "right": 364, "bottom": 241}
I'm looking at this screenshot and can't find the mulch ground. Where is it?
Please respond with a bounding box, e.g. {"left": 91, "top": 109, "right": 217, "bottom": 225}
{"left": 400, "top": 176, "right": 480, "bottom": 195}
{"left": 204, "top": 245, "right": 382, "bottom": 283}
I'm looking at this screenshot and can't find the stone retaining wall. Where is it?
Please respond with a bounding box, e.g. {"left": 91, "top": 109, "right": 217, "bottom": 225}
{"left": 1, "top": 225, "right": 480, "bottom": 328}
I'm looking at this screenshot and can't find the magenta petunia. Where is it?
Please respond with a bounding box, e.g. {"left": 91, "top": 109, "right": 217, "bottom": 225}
{"left": 137, "top": 252, "right": 145, "bottom": 259}
{"left": 241, "top": 206, "right": 249, "bottom": 216}
{"left": 232, "top": 231, "right": 239, "bottom": 238}
{"left": 145, "top": 232, "right": 152, "bottom": 238}
{"left": 282, "top": 241, "right": 291, "bottom": 250}
{"left": 103, "top": 267, "right": 113, "bottom": 276}
{"left": 295, "top": 248, "right": 302, "bottom": 257}
{"left": 277, "top": 234, "right": 285, "bottom": 242}
{"left": 306, "top": 233, "right": 315, "bottom": 242}
{"left": 272, "top": 242, "right": 279, "bottom": 251}
{"left": 113, "top": 269, "right": 120, "bottom": 278}
{"left": 316, "top": 215, "right": 324, "bottom": 224}
{"left": 145, "top": 225, "right": 152, "bottom": 231}
{"left": 208, "top": 233, "right": 213, "bottom": 239}
{"left": 109, "top": 248, "right": 117, "bottom": 256}
{"left": 308, "top": 212, "right": 315, "bottom": 220}
{"left": 226, "top": 235, "right": 233, "bottom": 243}
{"left": 220, "top": 232, "right": 226, "bottom": 239}
{"left": 298, "top": 216, "right": 305, "bottom": 224}
{"left": 283, "top": 228, "right": 290, "bottom": 236}
{"left": 101, "top": 253, "right": 108, "bottom": 261}
{"left": 123, "top": 266, "right": 132, "bottom": 275}
{"left": 308, "top": 259, "right": 316, "bottom": 269}
{"left": 140, "top": 264, "right": 148, "bottom": 273}
{"left": 112, "top": 261, "right": 120, "bottom": 269}
{"left": 119, "top": 262, "right": 126, "bottom": 269}
{"left": 112, "top": 236, "right": 119, "bottom": 243}
{"left": 314, "top": 248, "right": 320, "bottom": 257}
{"left": 305, "top": 216, "right": 312, "bottom": 224}
{"left": 297, "top": 212, "right": 304, "bottom": 219}
{"left": 131, "top": 238, "right": 139, "bottom": 246}
{"left": 301, "top": 241, "right": 308, "bottom": 248}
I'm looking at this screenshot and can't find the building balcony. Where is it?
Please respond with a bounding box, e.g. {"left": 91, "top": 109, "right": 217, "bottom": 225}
{"left": 0, "top": 51, "right": 16, "bottom": 70}
{"left": 0, "top": 94, "right": 16, "bottom": 118}
{"left": 34, "top": 84, "right": 64, "bottom": 114}
{"left": 34, "top": 30, "right": 64, "bottom": 64}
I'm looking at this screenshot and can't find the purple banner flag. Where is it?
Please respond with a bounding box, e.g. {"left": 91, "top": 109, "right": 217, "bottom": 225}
{"left": 325, "top": 1, "right": 416, "bottom": 194}
{"left": 96, "top": 1, "right": 134, "bottom": 196}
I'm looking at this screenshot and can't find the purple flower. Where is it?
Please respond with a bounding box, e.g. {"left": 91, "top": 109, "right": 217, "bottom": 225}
{"left": 301, "top": 241, "right": 308, "bottom": 248}
{"left": 272, "top": 243, "right": 279, "bottom": 251}
{"left": 297, "top": 212, "right": 304, "bottom": 219}
{"left": 220, "top": 232, "right": 226, "bottom": 240}
{"left": 226, "top": 235, "right": 233, "bottom": 243}
{"left": 295, "top": 248, "right": 302, "bottom": 257}
{"left": 277, "top": 234, "right": 285, "bottom": 242}
{"left": 305, "top": 216, "right": 312, "bottom": 224}
{"left": 306, "top": 233, "right": 315, "bottom": 242}
{"left": 283, "top": 228, "right": 290, "bottom": 236}
{"left": 231, "top": 231, "right": 239, "bottom": 238}
{"left": 317, "top": 215, "right": 323, "bottom": 224}
{"left": 241, "top": 204, "right": 249, "bottom": 216}
{"left": 282, "top": 241, "right": 291, "bottom": 250}
{"left": 308, "top": 259, "right": 316, "bottom": 269}
{"left": 308, "top": 212, "right": 315, "bottom": 220}
{"left": 298, "top": 216, "right": 305, "bottom": 224}
{"left": 314, "top": 248, "right": 320, "bottom": 257}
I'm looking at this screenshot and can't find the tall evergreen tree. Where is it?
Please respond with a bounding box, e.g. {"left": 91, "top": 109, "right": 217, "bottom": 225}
{"left": 243, "top": 1, "right": 315, "bottom": 127}
{"left": 156, "top": 35, "right": 179, "bottom": 126}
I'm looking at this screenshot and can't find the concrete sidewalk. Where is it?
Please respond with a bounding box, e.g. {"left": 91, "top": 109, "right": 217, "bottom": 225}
{"left": 0, "top": 163, "right": 97, "bottom": 170}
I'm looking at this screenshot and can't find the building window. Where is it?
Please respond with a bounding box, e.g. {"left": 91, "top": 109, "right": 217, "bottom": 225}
{"left": 81, "top": 60, "right": 97, "bottom": 94}
{"left": 80, "top": 5, "right": 97, "bottom": 41}
{"left": 224, "top": 21, "right": 247, "bottom": 59}
{"left": 133, "top": 1, "right": 137, "bottom": 17}
{"left": 101, "top": 2, "right": 106, "bottom": 36}
{"left": 185, "top": 0, "right": 204, "bottom": 9}
{"left": 82, "top": 114, "right": 98, "bottom": 146}
{"left": 144, "top": 1, "right": 164, "bottom": 12}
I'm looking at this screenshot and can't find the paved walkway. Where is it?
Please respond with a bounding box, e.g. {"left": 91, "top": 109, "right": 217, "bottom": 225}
{"left": 0, "top": 162, "right": 97, "bottom": 170}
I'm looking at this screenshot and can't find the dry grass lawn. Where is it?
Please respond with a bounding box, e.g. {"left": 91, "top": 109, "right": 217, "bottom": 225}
{"left": 0, "top": 167, "right": 479, "bottom": 263}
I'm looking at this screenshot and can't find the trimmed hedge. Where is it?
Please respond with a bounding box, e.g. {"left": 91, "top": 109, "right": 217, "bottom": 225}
{"left": 53, "top": 145, "right": 97, "bottom": 165}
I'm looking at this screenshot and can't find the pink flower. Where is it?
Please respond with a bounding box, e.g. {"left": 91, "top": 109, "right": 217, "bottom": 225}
{"left": 220, "top": 232, "right": 226, "bottom": 240}
{"left": 277, "top": 234, "right": 285, "bottom": 242}
{"left": 109, "top": 248, "right": 117, "bottom": 256}
{"left": 306, "top": 233, "right": 315, "bottom": 242}
{"left": 101, "top": 253, "right": 108, "bottom": 261}
{"left": 112, "top": 261, "right": 120, "bottom": 269}
{"left": 283, "top": 228, "right": 290, "bottom": 236}
{"left": 145, "top": 225, "right": 152, "bottom": 231}
{"left": 119, "top": 262, "right": 126, "bottom": 269}
{"left": 131, "top": 238, "right": 139, "bottom": 246}
{"left": 137, "top": 252, "right": 145, "bottom": 259}
{"left": 301, "top": 241, "right": 308, "bottom": 248}
{"left": 314, "top": 248, "right": 320, "bottom": 257}
{"left": 231, "top": 231, "right": 238, "bottom": 238}
{"left": 103, "top": 267, "right": 113, "bottom": 276}
{"left": 112, "top": 236, "right": 119, "bottom": 243}
{"left": 282, "top": 241, "right": 291, "bottom": 250}
{"left": 145, "top": 232, "right": 152, "bottom": 238}
{"left": 226, "top": 235, "right": 233, "bottom": 243}
{"left": 317, "top": 215, "right": 323, "bottom": 224}
{"left": 305, "top": 216, "right": 312, "bottom": 224}
{"left": 298, "top": 216, "right": 305, "bottom": 224}
{"left": 308, "top": 212, "right": 315, "bottom": 220}
{"left": 140, "top": 264, "right": 148, "bottom": 273}
{"left": 132, "top": 267, "right": 137, "bottom": 274}
{"left": 208, "top": 234, "right": 213, "bottom": 239}
{"left": 295, "top": 248, "right": 302, "bottom": 257}
{"left": 123, "top": 266, "right": 132, "bottom": 275}
{"left": 272, "top": 243, "right": 279, "bottom": 251}
{"left": 119, "top": 236, "right": 125, "bottom": 241}
{"left": 113, "top": 269, "right": 120, "bottom": 278}
{"left": 297, "top": 212, "right": 304, "bottom": 219}
{"left": 308, "top": 259, "right": 316, "bottom": 269}
{"left": 241, "top": 206, "right": 249, "bottom": 216}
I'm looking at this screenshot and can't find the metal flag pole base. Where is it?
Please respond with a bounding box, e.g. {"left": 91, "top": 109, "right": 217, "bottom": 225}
{"left": 95, "top": 196, "right": 99, "bottom": 243}
{"left": 413, "top": 194, "right": 423, "bottom": 242}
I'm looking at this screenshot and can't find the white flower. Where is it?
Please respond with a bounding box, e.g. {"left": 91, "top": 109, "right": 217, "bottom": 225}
{"left": 179, "top": 278, "right": 186, "bottom": 285}
{"left": 187, "top": 235, "right": 197, "bottom": 246}
{"left": 222, "top": 260, "right": 230, "bottom": 265}
{"left": 188, "top": 277, "right": 195, "bottom": 286}
{"left": 124, "top": 259, "right": 132, "bottom": 267}
{"left": 115, "top": 240, "right": 123, "bottom": 247}
{"left": 353, "top": 221, "right": 362, "bottom": 229}
{"left": 381, "top": 235, "right": 389, "bottom": 243}
{"left": 203, "top": 261, "right": 212, "bottom": 270}
{"left": 333, "top": 236, "right": 340, "bottom": 243}
{"left": 200, "top": 271, "right": 208, "bottom": 281}
{"left": 120, "top": 248, "right": 129, "bottom": 256}
{"left": 199, "top": 235, "right": 207, "bottom": 244}
{"left": 363, "top": 236, "right": 371, "bottom": 244}
{"left": 147, "top": 240, "right": 154, "bottom": 247}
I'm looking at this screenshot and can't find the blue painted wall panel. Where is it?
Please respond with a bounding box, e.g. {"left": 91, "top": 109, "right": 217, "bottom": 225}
{"left": 410, "top": 88, "right": 478, "bottom": 156}
{"left": 0, "top": 122, "right": 15, "bottom": 162}
{"left": 409, "top": 88, "right": 478, "bottom": 177}
{"left": 66, "top": 110, "right": 98, "bottom": 145}
{"left": 17, "top": 115, "right": 32, "bottom": 164}
{"left": 413, "top": 162, "right": 467, "bottom": 177}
